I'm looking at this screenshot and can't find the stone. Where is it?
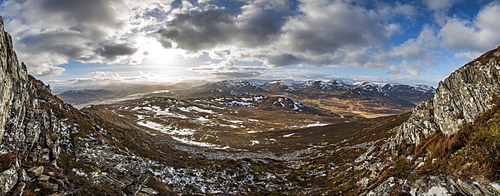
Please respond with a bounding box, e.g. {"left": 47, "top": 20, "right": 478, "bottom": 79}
{"left": 141, "top": 187, "right": 159, "bottom": 195}
{"left": 0, "top": 167, "right": 18, "bottom": 195}
{"left": 42, "top": 182, "right": 58, "bottom": 192}
{"left": 392, "top": 46, "right": 500, "bottom": 147}
{"left": 27, "top": 166, "right": 44, "bottom": 177}
{"left": 19, "top": 169, "right": 29, "bottom": 181}
{"left": 38, "top": 174, "right": 50, "bottom": 181}
{"left": 11, "top": 182, "right": 26, "bottom": 196}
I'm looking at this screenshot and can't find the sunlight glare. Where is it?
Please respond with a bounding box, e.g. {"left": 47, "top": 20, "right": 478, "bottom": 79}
{"left": 135, "top": 37, "right": 185, "bottom": 66}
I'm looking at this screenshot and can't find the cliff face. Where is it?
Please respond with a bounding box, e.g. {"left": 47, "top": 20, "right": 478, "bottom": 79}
{"left": 371, "top": 47, "right": 500, "bottom": 195}
{"left": 393, "top": 47, "right": 500, "bottom": 145}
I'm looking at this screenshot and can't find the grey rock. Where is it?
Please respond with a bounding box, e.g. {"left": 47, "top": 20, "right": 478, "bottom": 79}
{"left": 392, "top": 46, "right": 500, "bottom": 147}
{"left": 141, "top": 187, "right": 159, "bottom": 195}
{"left": 38, "top": 174, "right": 50, "bottom": 182}
{"left": 11, "top": 182, "right": 26, "bottom": 196}
{"left": 0, "top": 167, "right": 18, "bottom": 195}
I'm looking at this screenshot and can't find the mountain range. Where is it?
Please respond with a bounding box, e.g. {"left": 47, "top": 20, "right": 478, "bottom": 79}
{"left": 1, "top": 16, "right": 500, "bottom": 195}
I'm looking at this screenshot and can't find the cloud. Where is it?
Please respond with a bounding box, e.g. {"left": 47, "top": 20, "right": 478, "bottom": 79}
{"left": 1, "top": 0, "right": 493, "bottom": 86}
{"left": 155, "top": 8, "right": 238, "bottom": 52}
{"left": 97, "top": 44, "right": 138, "bottom": 60}
{"left": 190, "top": 59, "right": 266, "bottom": 79}
{"left": 348, "top": 74, "right": 441, "bottom": 86}
{"left": 153, "top": 0, "right": 291, "bottom": 52}
{"left": 0, "top": 0, "right": 174, "bottom": 76}
{"left": 263, "top": 68, "right": 333, "bottom": 81}
{"left": 439, "top": 2, "right": 500, "bottom": 51}
{"left": 153, "top": 0, "right": 413, "bottom": 70}
{"left": 49, "top": 70, "right": 184, "bottom": 90}
{"left": 277, "top": 0, "right": 392, "bottom": 55}
{"left": 423, "top": 0, "right": 458, "bottom": 11}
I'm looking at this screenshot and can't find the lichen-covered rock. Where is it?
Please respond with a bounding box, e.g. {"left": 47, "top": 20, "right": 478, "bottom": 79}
{"left": 393, "top": 46, "right": 500, "bottom": 146}
{"left": 368, "top": 176, "right": 500, "bottom": 196}
{"left": 0, "top": 167, "right": 18, "bottom": 195}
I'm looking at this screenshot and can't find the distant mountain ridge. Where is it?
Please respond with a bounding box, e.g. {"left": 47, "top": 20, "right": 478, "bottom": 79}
{"left": 201, "top": 78, "right": 434, "bottom": 96}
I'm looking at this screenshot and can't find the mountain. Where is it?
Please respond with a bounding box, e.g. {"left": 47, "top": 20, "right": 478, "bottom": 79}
{"left": 177, "top": 79, "right": 434, "bottom": 118}
{"left": 2, "top": 13, "right": 500, "bottom": 195}
{"left": 57, "top": 89, "right": 114, "bottom": 105}
{"left": 302, "top": 79, "right": 350, "bottom": 91}
{"left": 56, "top": 77, "right": 434, "bottom": 118}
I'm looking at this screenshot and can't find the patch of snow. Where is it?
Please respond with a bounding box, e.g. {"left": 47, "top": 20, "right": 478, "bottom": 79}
{"left": 72, "top": 168, "right": 88, "bottom": 177}
{"left": 137, "top": 121, "right": 196, "bottom": 136}
{"left": 283, "top": 133, "right": 295, "bottom": 137}
{"left": 150, "top": 90, "right": 170, "bottom": 93}
{"left": 292, "top": 100, "right": 304, "bottom": 110}
{"left": 219, "top": 124, "right": 240, "bottom": 129}
{"left": 220, "top": 100, "right": 253, "bottom": 107}
{"left": 214, "top": 146, "right": 231, "bottom": 150}
{"left": 304, "top": 123, "right": 328, "bottom": 127}
{"left": 227, "top": 120, "right": 244, "bottom": 124}
{"left": 287, "top": 122, "right": 328, "bottom": 128}
{"left": 411, "top": 84, "right": 435, "bottom": 92}
{"left": 178, "top": 106, "right": 216, "bottom": 114}
{"left": 171, "top": 136, "right": 218, "bottom": 148}
{"left": 247, "top": 131, "right": 257, "bottom": 133}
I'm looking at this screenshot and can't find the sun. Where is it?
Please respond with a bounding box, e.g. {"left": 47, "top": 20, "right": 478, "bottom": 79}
{"left": 134, "top": 37, "right": 185, "bottom": 66}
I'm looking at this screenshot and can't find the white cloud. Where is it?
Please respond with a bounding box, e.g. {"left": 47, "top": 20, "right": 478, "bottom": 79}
{"left": 0, "top": 0, "right": 175, "bottom": 76}
{"left": 439, "top": 2, "right": 500, "bottom": 51}
{"left": 153, "top": 0, "right": 414, "bottom": 71}
{"left": 190, "top": 59, "right": 266, "bottom": 79}
{"left": 423, "top": 0, "right": 458, "bottom": 11}
{"left": 1, "top": 0, "right": 494, "bottom": 86}
{"left": 454, "top": 51, "right": 483, "bottom": 60}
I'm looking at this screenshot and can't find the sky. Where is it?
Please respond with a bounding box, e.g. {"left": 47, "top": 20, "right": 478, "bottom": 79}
{"left": 1, "top": 0, "right": 500, "bottom": 90}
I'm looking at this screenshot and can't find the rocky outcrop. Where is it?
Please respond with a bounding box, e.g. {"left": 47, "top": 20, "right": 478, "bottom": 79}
{"left": 368, "top": 176, "right": 500, "bottom": 196}
{"left": 393, "top": 46, "right": 500, "bottom": 146}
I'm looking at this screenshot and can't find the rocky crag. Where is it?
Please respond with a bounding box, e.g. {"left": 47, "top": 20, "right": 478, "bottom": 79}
{"left": 369, "top": 46, "right": 500, "bottom": 195}
{"left": 393, "top": 48, "right": 500, "bottom": 145}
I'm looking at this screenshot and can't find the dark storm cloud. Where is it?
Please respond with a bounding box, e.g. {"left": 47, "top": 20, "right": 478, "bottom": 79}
{"left": 153, "top": 0, "right": 401, "bottom": 69}
{"left": 20, "top": 31, "right": 98, "bottom": 61}
{"left": 156, "top": 9, "right": 238, "bottom": 51}
{"left": 40, "top": 0, "right": 121, "bottom": 28}
{"left": 154, "top": 0, "right": 294, "bottom": 52}
{"left": 97, "top": 44, "right": 138, "bottom": 60}
{"left": 263, "top": 53, "right": 303, "bottom": 67}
